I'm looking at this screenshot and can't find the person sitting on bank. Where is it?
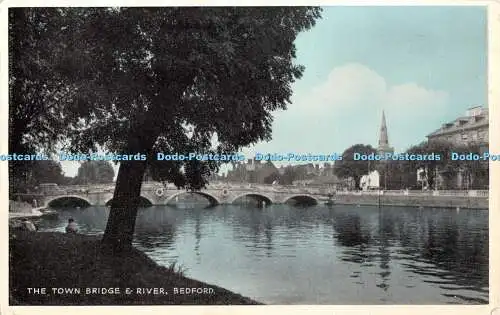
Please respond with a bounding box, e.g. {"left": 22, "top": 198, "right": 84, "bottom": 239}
{"left": 65, "top": 218, "right": 78, "bottom": 234}
{"left": 20, "top": 218, "right": 37, "bottom": 232}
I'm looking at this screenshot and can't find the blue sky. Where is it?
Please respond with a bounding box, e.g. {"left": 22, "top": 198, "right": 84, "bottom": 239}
{"left": 61, "top": 6, "right": 488, "bottom": 177}
{"left": 241, "top": 6, "right": 487, "bottom": 157}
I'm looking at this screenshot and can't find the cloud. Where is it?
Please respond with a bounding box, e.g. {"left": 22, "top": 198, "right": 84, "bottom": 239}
{"left": 244, "top": 63, "right": 450, "bottom": 159}
{"left": 385, "top": 82, "right": 449, "bottom": 117}
{"left": 310, "top": 63, "right": 387, "bottom": 110}
{"left": 295, "top": 63, "right": 448, "bottom": 117}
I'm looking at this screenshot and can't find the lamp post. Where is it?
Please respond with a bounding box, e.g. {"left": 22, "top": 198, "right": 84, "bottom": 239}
{"left": 434, "top": 166, "right": 438, "bottom": 191}
{"left": 384, "top": 162, "right": 388, "bottom": 190}
{"left": 378, "top": 183, "right": 381, "bottom": 208}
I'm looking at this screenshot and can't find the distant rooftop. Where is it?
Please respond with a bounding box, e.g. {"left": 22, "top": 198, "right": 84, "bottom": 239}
{"left": 427, "top": 106, "right": 488, "bottom": 138}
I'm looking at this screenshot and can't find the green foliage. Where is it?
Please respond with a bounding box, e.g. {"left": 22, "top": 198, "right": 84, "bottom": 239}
{"left": 334, "top": 141, "right": 489, "bottom": 190}
{"left": 406, "top": 140, "right": 458, "bottom": 190}
{"left": 392, "top": 141, "right": 487, "bottom": 190}
{"left": 334, "top": 144, "right": 377, "bottom": 190}
{"left": 280, "top": 167, "right": 296, "bottom": 185}
{"left": 10, "top": 160, "right": 66, "bottom": 195}
{"left": 75, "top": 161, "right": 115, "bottom": 184}
{"left": 9, "top": 7, "right": 323, "bottom": 191}
{"left": 446, "top": 143, "right": 488, "bottom": 189}
{"left": 278, "top": 165, "right": 309, "bottom": 185}
{"left": 32, "top": 160, "right": 66, "bottom": 184}
{"left": 379, "top": 159, "right": 417, "bottom": 190}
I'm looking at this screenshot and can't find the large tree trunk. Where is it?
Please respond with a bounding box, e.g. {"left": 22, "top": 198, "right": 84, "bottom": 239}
{"left": 101, "top": 159, "right": 149, "bottom": 253}
{"left": 101, "top": 133, "right": 156, "bottom": 253}
{"left": 100, "top": 72, "right": 196, "bottom": 253}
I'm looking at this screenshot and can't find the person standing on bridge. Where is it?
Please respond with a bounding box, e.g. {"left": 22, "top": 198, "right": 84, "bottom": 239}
{"left": 65, "top": 218, "right": 78, "bottom": 234}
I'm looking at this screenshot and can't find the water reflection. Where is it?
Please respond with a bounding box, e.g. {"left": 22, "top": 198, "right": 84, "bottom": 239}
{"left": 35, "top": 204, "right": 488, "bottom": 304}
{"left": 134, "top": 209, "right": 177, "bottom": 252}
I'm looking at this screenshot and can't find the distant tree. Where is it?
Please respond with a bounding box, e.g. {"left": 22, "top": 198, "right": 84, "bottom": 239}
{"left": 248, "top": 171, "right": 258, "bottom": 183}
{"left": 10, "top": 160, "right": 66, "bottom": 196}
{"left": 334, "top": 144, "right": 377, "bottom": 190}
{"left": 452, "top": 143, "right": 489, "bottom": 190}
{"left": 280, "top": 166, "right": 296, "bottom": 185}
{"left": 75, "top": 161, "right": 115, "bottom": 184}
{"left": 280, "top": 165, "right": 309, "bottom": 185}
{"left": 472, "top": 162, "right": 489, "bottom": 189}
{"left": 405, "top": 141, "right": 456, "bottom": 190}
{"left": 32, "top": 160, "right": 65, "bottom": 184}
{"left": 377, "top": 160, "right": 399, "bottom": 190}
{"left": 10, "top": 7, "right": 322, "bottom": 252}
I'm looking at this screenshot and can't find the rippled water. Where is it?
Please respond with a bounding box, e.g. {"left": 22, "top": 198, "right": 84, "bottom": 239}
{"left": 34, "top": 204, "right": 489, "bottom": 304}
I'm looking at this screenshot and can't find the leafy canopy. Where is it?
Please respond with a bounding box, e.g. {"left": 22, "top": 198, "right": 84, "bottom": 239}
{"left": 10, "top": 7, "right": 323, "bottom": 189}
{"left": 334, "top": 144, "right": 377, "bottom": 189}
{"left": 75, "top": 161, "right": 115, "bottom": 184}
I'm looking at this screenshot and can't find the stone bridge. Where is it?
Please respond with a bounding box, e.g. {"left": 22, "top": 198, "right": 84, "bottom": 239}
{"left": 35, "top": 183, "right": 332, "bottom": 208}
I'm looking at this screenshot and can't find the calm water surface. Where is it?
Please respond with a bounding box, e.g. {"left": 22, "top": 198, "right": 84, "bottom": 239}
{"left": 35, "top": 204, "right": 489, "bottom": 304}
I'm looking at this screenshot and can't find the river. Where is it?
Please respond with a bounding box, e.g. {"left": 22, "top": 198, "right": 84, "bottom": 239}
{"left": 34, "top": 203, "right": 488, "bottom": 304}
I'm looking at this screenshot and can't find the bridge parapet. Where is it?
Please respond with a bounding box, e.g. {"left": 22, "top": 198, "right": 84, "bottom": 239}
{"left": 36, "top": 183, "right": 326, "bottom": 207}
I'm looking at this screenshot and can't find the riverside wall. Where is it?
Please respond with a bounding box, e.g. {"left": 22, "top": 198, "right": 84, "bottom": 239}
{"left": 334, "top": 194, "right": 488, "bottom": 209}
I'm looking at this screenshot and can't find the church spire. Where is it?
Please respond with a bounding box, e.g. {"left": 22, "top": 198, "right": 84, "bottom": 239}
{"left": 379, "top": 110, "right": 388, "bottom": 147}
{"left": 377, "top": 110, "right": 393, "bottom": 155}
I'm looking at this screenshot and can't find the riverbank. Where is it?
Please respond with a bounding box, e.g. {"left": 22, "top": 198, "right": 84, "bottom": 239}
{"left": 9, "top": 200, "right": 34, "bottom": 212}
{"left": 9, "top": 231, "right": 262, "bottom": 305}
{"left": 333, "top": 194, "right": 488, "bottom": 209}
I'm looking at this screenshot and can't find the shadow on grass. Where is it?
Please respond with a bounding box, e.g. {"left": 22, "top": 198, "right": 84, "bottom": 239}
{"left": 9, "top": 231, "right": 262, "bottom": 305}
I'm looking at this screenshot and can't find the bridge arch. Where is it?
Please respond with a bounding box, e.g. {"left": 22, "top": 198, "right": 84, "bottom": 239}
{"left": 105, "top": 196, "right": 153, "bottom": 207}
{"left": 166, "top": 191, "right": 221, "bottom": 206}
{"left": 283, "top": 194, "right": 319, "bottom": 206}
{"left": 230, "top": 193, "right": 273, "bottom": 205}
{"left": 45, "top": 195, "right": 92, "bottom": 208}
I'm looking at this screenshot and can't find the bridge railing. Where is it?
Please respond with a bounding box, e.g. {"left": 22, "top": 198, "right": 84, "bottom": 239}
{"left": 53, "top": 185, "right": 489, "bottom": 198}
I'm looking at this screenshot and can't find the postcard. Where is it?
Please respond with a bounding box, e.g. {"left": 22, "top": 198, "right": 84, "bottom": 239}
{"left": 1, "top": 2, "right": 499, "bottom": 315}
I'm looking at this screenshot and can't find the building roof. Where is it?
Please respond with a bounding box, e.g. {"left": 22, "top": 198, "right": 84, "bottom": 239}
{"left": 427, "top": 108, "right": 488, "bottom": 138}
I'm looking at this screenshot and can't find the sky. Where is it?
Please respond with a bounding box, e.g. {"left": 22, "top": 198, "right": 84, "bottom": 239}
{"left": 60, "top": 5, "right": 488, "bottom": 178}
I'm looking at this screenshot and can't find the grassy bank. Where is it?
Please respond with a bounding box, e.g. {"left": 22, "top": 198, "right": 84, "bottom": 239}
{"left": 10, "top": 231, "right": 262, "bottom": 305}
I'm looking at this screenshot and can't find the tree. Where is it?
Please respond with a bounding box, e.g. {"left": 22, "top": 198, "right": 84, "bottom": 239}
{"left": 8, "top": 9, "right": 80, "bottom": 193}
{"left": 31, "top": 160, "right": 66, "bottom": 185}
{"left": 334, "top": 144, "right": 377, "bottom": 190}
{"left": 451, "top": 143, "right": 489, "bottom": 190}
{"left": 10, "top": 160, "right": 66, "bottom": 196}
{"left": 405, "top": 140, "right": 455, "bottom": 190}
{"left": 75, "top": 161, "right": 115, "bottom": 184}
{"left": 10, "top": 7, "right": 322, "bottom": 252}
{"left": 280, "top": 166, "right": 297, "bottom": 185}
{"left": 376, "top": 160, "right": 400, "bottom": 190}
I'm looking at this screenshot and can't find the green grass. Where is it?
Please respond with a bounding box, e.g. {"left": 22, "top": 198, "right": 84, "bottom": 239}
{"left": 9, "top": 231, "right": 262, "bottom": 305}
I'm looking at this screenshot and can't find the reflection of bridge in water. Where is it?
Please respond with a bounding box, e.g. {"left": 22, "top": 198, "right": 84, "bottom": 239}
{"left": 32, "top": 183, "right": 333, "bottom": 208}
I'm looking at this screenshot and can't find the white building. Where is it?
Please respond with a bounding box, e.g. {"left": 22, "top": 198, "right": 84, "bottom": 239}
{"left": 360, "top": 170, "right": 380, "bottom": 190}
